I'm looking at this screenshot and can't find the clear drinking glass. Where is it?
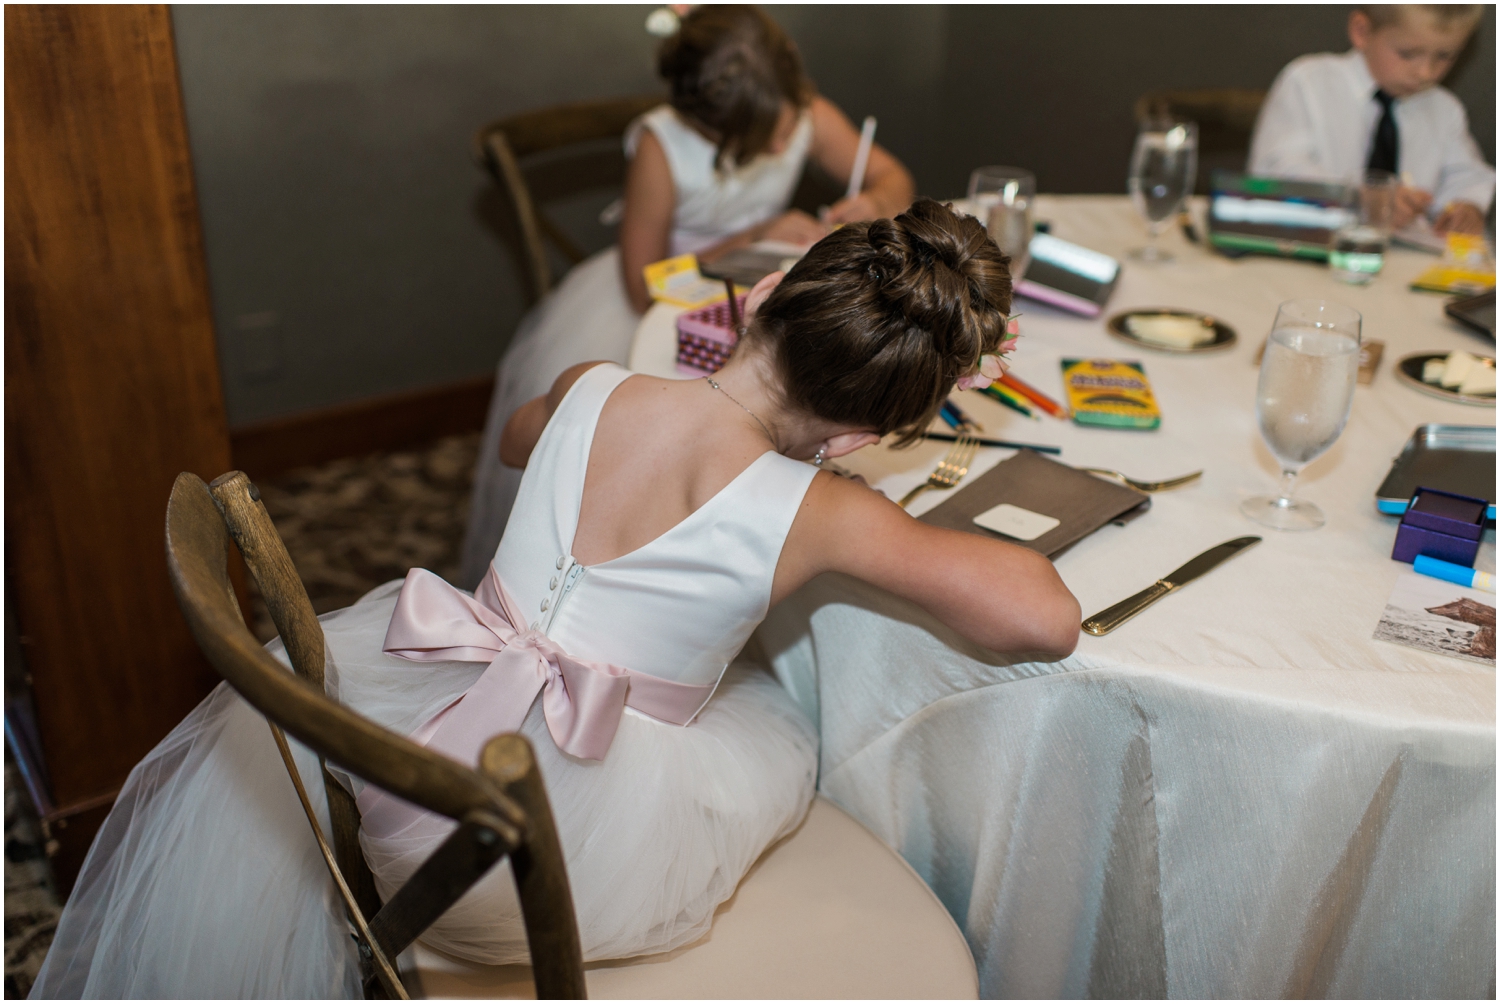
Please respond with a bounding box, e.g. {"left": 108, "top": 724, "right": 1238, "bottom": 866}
{"left": 1329, "top": 169, "right": 1397, "bottom": 285}
{"left": 968, "top": 166, "right": 1034, "bottom": 275}
{"left": 1241, "top": 300, "right": 1361, "bottom": 531}
{"left": 1126, "top": 119, "right": 1198, "bottom": 263}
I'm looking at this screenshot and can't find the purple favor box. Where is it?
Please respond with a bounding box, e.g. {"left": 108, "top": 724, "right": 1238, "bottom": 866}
{"left": 1391, "top": 487, "right": 1488, "bottom": 566}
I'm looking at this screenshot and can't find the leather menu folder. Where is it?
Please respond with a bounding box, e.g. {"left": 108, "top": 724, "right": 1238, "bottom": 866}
{"left": 918, "top": 449, "right": 1149, "bottom": 558}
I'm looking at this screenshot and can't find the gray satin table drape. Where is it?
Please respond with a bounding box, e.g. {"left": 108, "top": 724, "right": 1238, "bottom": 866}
{"left": 629, "top": 196, "right": 1495, "bottom": 998}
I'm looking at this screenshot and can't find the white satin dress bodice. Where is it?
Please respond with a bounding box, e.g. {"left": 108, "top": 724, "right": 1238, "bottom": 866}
{"left": 497, "top": 362, "right": 818, "bottom": 690}
{"left": 625, "top": 104, "right": 815, "bottom": 257}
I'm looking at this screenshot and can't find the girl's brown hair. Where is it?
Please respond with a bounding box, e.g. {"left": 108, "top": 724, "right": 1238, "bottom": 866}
{"left": 658, "top": 5, "right": 814, "bottom": 167}
{"left": 748, "top": 198, "right": 1013, "bottom": 445}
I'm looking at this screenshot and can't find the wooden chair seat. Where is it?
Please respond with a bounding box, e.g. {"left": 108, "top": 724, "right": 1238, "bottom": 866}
{"left": 407, "top": 796, "right": 978, "bottom": 1000}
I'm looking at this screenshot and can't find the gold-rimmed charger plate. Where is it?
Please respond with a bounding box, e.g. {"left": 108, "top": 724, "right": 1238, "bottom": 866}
{"left": 1395, "top": 352, "right": 1496, "bottom": 406}
{"left": 1106, "top": 309, "right": 1237, "bottom": 353}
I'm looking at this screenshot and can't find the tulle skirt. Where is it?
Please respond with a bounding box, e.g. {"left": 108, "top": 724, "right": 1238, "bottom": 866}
{"left": 32, "top": 582, "right": 816, "bottom": 997}
{"left": 29, "top": 670, "right": 362, "bottom": 998}
{"left": 460, "top": 247, "right": 642, "bottom": 589}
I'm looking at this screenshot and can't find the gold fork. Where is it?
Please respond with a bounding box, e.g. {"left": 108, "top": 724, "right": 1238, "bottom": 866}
{"left": 1081, "top": 468, "right": 1203, "bottom": 493}
{"left": 898, "top": 433, "right": 980, "bottom": 508}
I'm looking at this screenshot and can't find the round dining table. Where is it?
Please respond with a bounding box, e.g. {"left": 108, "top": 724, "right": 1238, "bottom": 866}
{"left": 627, "top": 195, "right": 1495, "bottom": 999}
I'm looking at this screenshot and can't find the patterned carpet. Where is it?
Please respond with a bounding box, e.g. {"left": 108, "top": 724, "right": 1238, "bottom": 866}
{"left": 5, "top": 751, "right": 59, "bottom": 999}
{"left": 2, "top": 432, "right": 482, "bottom": 996}
{"left": 246, "top": 432, "right": 480, "bottom": 639}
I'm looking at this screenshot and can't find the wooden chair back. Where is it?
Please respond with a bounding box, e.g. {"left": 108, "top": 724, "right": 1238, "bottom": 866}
{"left": 474, "top": 94, "right": 663, "bottom": 303}
{"left": 164, "top": 470, "right": 586, "bottom": 999}
{"left": 1134, "top": 88, "right": 1267, "bottom": 192}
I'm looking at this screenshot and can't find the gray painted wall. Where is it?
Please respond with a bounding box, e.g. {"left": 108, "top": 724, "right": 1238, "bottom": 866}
{"left": 172, "top": 4, "right": 1495, "bottom": 426}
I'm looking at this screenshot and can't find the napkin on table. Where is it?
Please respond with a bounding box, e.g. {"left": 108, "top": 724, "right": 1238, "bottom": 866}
{"left": 919, "top": 449, "right": 1149, "bottom": 558}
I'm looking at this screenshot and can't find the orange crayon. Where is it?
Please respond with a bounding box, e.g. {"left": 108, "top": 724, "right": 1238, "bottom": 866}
{"left": 998, "top": 373, "right": 1070, "bottom": 419}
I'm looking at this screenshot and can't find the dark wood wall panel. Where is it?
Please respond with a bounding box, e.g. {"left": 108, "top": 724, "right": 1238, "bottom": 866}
{"left": 230, "top": 373, "right": 495, "bottom": 481}
{"left": 6, "top": 4, "right": 231, "bottom": 828}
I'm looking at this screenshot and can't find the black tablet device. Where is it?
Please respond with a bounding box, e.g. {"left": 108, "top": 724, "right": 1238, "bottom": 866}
{"left": 1207, "top": 171, "right": 1355, "bottom": 261}
{"left": 1013, "top": 233, "right": 1121, "bottom": 317}
{"left": 1445, "top": 290, "right": 1496, "bottom": 341}
{"left": 699, "top": 244, "right": 803, "bottom": 288}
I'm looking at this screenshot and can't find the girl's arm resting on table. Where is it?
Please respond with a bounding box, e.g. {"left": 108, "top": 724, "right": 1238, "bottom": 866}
{"left": 619, "top": 129, "right": 677, "bottom": 314}
{"left": 807, "top": 96, "right": 915, "bottom": 224}
{"left": 618, "top": 127, "right": 825, "bottom": 301}
{"left": 499, "top": 361, "right": 610, "bottom": 468}
{"left": 697, "top": 209, "right": 830, "bottom": 264}
{"left": 776, "top": 470, "right": 1081, "bottom": 657}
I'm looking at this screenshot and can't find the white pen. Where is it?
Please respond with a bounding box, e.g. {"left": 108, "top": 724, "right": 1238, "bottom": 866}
{"left": 845, "top": 116, "right": 877, "bottom": 202}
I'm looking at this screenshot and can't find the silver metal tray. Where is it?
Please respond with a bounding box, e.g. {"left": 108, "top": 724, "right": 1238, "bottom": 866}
{"left": 1374, "top": 423, "right": 1495, "bottom": 516}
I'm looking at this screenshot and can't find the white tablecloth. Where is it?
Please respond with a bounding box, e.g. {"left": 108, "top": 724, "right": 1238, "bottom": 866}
{"left": 629, "top": 196, "right": 1495, "bottom": 998}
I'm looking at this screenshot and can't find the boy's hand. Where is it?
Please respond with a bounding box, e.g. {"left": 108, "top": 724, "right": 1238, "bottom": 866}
{"left": 1433, "top": 200, "right": 1487, "bottom": 236}
{"left": 1392, "top": 185, "right": 1433, "bottom": 229}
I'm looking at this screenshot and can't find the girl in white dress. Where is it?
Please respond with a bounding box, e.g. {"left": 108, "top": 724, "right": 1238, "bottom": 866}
{"left": 460, "top": 4, "right": 915, "bottom": 588}
{"left": 31, "top": 200, "right": 1078, "bottom": 998}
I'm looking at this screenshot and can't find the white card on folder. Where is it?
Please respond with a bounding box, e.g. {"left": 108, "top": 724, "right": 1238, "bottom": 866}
{"left": 972, "top": 503, "right": 1060, "bottom": 541}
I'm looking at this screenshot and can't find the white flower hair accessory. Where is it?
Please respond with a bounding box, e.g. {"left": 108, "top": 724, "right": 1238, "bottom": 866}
{"left": 955, "top": 313, "right": 1022, "bottom": 391}
{"left": 645, "top": 5, "right": 695, "bottom": 37}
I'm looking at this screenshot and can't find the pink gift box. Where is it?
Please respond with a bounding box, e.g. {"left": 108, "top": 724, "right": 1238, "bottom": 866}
{"left": 676, "top": 294, "right": 747, "bottom": 376}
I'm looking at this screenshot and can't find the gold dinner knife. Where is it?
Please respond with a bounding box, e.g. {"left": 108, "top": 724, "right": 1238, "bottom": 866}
{"left": 1081, "top": 535, "right": 1262, "bottom": 636}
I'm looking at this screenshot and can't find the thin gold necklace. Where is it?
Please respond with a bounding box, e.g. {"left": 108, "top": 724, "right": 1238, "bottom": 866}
{"left": 705, "top": 377, "right": 776, "bottom": 446}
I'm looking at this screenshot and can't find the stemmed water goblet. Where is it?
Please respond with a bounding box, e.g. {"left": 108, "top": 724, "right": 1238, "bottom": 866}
{"left": 1329, "top": 169, "right": 1398, "bottom": 284}
{"left": 1127, "top": 119, "right": 1197, "bottom": 263}
{"left": 968, "top": 166, "right": 1034, "bottom": 277}
{"left": 1241, "top": 299, "right": 1361, "bottom": 531}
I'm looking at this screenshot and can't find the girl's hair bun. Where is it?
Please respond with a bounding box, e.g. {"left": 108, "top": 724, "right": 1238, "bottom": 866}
{"left": 750, "top": 198, "right": 1012, "bottom": 444}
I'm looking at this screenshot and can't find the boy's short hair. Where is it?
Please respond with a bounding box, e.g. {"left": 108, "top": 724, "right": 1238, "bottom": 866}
{"left": 1356, "top": 4, "right": 1485, "bottom": 33}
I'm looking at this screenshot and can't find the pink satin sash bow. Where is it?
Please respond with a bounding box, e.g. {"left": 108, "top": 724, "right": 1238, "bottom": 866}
{"left": 381, "top": 566, "right": 715, "bottom": 764}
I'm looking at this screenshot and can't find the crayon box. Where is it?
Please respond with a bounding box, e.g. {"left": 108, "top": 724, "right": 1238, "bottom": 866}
{"left": 1060, "top": 358, "right": 1162, "bottom": 430}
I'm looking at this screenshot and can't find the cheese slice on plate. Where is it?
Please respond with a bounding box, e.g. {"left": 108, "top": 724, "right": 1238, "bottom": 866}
{"left": 1126, "top": 314, "right": 1215, "bottom": 349}
{"left": 1440, "top": 351, "right": 1479, "bottom": 389}
{"left": 1458, "top": 360, "right": 1496, "bottom": 396}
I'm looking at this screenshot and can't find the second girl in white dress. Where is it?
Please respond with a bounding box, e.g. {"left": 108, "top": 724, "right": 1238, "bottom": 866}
{"left": 460, "top": 5, "right": 915, "bottom": 586}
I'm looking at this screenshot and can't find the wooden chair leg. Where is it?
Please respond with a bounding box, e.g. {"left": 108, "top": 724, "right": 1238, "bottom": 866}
{"left": 367, "top": 809, "right": 515, "bottom": 962}
{"left": 482, "top": 734, "right": 586, "bottom": 1000}
{"left": 325, "top": 763, "right": 383, "bottom": 920}
{"left": 266, "top": 722, "right": 408, "bottom": 1000}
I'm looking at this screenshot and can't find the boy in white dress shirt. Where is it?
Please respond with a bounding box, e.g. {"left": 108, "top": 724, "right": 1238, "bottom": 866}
{"left": 1249, "top": 4, "right": 1492, "bottom": 235}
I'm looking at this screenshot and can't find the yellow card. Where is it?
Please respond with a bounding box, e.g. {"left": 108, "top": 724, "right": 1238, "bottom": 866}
{"left": 1411, "top": 233, "right": 1496, "bottom": 295}
{"left": 643, "top": 254, "right": 730, "bottom": 309}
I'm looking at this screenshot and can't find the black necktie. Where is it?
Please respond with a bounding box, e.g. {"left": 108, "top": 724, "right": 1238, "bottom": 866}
{"left": 1367, "top": 89, "right": 1399, "bottom": 174}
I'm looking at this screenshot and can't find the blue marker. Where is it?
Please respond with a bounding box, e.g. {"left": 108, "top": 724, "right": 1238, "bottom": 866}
{"left": 1413, "top": 554, "right": 1495, "bottom": 593}
{"left": 942, "top": 397, "right": 982, "bottom": 432}
{"left": 938, "top": 401, "right": 962, "bottom": 430}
